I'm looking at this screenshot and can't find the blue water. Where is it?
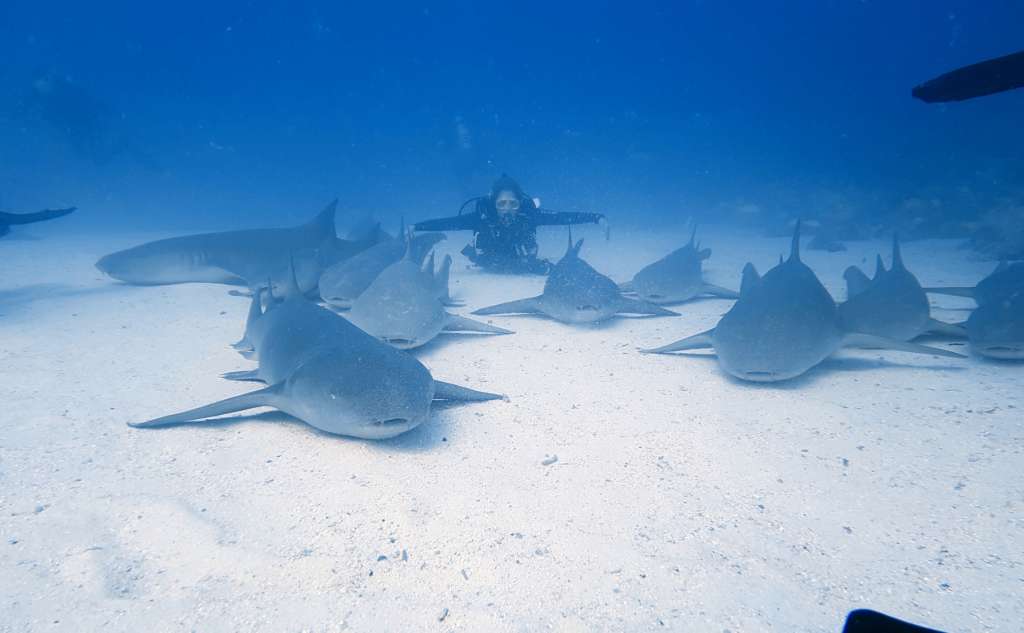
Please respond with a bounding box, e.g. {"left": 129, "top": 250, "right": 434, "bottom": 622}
{"left": 1, "top": 1, "right": 1022, "bottom": 233}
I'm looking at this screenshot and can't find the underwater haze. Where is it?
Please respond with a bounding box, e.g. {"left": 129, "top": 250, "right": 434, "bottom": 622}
{"left": 2, "top": 3, "right": 1024, "bottom": 633}
{"left": 1, "top": 1, "right": 1023, "bottom": 232}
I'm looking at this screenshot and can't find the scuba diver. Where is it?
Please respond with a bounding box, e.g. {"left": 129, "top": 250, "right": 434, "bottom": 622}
{"left": 413, "top": 174, "right": 605, "bottom": 274}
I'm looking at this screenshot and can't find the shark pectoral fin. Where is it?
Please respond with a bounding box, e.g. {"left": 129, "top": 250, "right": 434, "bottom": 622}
{"left": 640, "top": 329, "right": 715, "bottom": 354}
{"left": 926, "top": 318, "right": 968, "bottom": 338}
{"left": 922, "top": 286, "right": 975, "bottom": 299}
{"left": 444, "top": 314, "right": 514, "bottom": 335}
{"left": 700, "top": 283, "right": 740, "bottom": 299}
{"left": 433, "top": 380, "right": 504, "bottom": 402}
{"left": 221, "top": 369, "right": 264, "bottom": 382}
{"left": 129, "top": 384, "right": 284, "bottom": 428}
{"left": 840, "top": 333, "right": 966, "bottom": 359}
{"left": 471, "top": 296, "right": 542, "bottom": 315}
{"left": 617, "top": 297, "right": 680, "bottom": 316}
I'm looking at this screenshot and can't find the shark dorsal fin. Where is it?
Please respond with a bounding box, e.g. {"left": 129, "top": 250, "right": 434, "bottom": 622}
{"left": 304, "top": 199, "right": 338, "bottom": 238}
{"left": 740, "top": 262, "right": 761, "bottom": 296}
{"left": 788, "top": 220, "right": 802, "bottom": 263}
{"left": 402, "top": 227, "right": 414, "bottom": 262}
{"left": 874, "top": 254, "right": 886, "bottom": 278}
{"left": 265, "top": 277, "right": 277, "bottom": 308}
{"left": 843, "top": 265, "right": 872, "bottom": 298}
{"left": 286, "top": 256, "right": 303, "bottom": 299}
{"left": 891, "top": 233, "right": 905, "bottom": 271}
{"left": 688, "top": 224, "right": 698, "bottom": 247}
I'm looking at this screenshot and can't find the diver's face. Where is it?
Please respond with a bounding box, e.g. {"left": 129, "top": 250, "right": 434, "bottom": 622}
{"left": 494, "top": 191, "right": 520, "bottom": 224}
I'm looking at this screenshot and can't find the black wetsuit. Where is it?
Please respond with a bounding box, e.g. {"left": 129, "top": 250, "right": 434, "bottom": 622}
{"left": 413, "top": 197, "right": 602, "bottom": 274}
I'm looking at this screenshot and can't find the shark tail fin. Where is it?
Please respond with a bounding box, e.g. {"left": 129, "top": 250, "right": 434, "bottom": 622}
{"left": 840, "top": 333, "right": 965, "bottom": 358}
{"left": 640, "top": 328, "right": 715, "bottom": 354}
{"left": 444, "top": 314, "right": 514, "bottom": 335}
{"left": 129, "top": 384, "right": 285, "bottom": 428}
{"left": 921, "top": 286, "right": 975, "bottom": 299}
{"left": 471, "top": 296, "right": 542, "bottom": 315}
{"left": 843, "top": 265, "right": 872, "bottom": 298}
{"left": 925, "top": 318, "right": 968, "bottom": 338}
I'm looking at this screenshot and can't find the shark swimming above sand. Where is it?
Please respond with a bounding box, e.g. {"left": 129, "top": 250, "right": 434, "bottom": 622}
{"left": 95, "top": 200, "right": 376, "bottom": 292}
{"left": 641, "top": 222, "right": 964, "bottom": 382}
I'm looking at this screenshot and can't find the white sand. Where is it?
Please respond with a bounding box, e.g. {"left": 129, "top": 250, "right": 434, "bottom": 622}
{"left": 1, "top": 225, "right": 1021, "bottom": 632}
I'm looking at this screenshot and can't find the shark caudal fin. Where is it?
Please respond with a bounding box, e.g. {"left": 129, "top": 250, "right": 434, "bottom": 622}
{"left": 443, "top": 314, "right": 514, "bottom": 335}
{"left": 840, "top": 333, "right": 966, "bottom": 358}
{"left": 129, "top": 384, "right": 285, "bottom": 428}
{"left": 925, "top": 318, "right": 968, "bottom": 338}
{"left": 432, "top": 380, "right": 504, "bottom": 402}
{"left": 471, "top": 296, "right": 542, "bottom": 315}
{"left": 639, "top": 328, "right": 715, "bottom": 354}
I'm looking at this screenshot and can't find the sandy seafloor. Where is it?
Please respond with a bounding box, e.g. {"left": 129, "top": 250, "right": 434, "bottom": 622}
{"left": 1, "top": 221, "right": 1022, "bottom": 633}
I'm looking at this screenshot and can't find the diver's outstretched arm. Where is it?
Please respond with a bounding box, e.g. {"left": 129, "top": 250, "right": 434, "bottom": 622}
{"left": 532, "top": 210, "right": 604, "bottom": 226}
{"left": 412, "top": 213, "right": 479, "bottom": 232}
